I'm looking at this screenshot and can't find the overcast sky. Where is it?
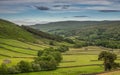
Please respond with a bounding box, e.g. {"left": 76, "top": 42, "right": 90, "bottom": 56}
{"left": 0, "top": 0, "right": 120, "bottom": 25}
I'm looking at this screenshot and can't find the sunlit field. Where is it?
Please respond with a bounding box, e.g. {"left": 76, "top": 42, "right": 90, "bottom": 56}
{"left": 1, "top": 45, "right": 120, "bottom": 75}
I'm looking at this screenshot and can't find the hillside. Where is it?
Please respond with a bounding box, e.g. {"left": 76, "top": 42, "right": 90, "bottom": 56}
{"left": 30, "top": 21, "right": 120, "bottom": 49}
{"left": 30, "top": 21, "right": 103, "bottom": 35}
{"left": 0, "top": 19, "right": 36, "bottom": 42}
{"left": 0, "top": 19, "right": 120, "bottom": 75}
{"left": 0, "top": 19, "right": 72, "bottom": 58}
{"left": 30, "top": 21, "right": 120, "bottom": 37}
{"left": 0, "top": 19, "right": 47, "bottom": 58}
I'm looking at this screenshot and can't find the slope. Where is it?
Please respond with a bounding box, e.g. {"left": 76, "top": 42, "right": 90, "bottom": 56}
{"left": 30, "top": 21, "right": 120, "bottom": 48}
{"left": 0, "top": 19, "right": 36, "bottom": 42}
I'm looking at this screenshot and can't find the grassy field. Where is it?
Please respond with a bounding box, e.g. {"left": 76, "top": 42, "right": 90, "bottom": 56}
{"left": 0, "top": 44, "right": 120, "bottom": 75}
{"left": 0, "top": 38, "right": 48, "bottom": 58}
{"left": 0, "top": 38, "right": 48, "bottom": 50}
{"left": 97, "top": 70, "right": 120, "bottom": 75}
{"left": 13, "top": 46, "right": 104, "bottom": 75}
{"left": 15, "top": 66, "right": 103, "bottom": 75}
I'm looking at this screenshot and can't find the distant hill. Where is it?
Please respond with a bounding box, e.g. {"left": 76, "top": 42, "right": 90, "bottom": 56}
{"left": 30, "top": 21, "right": 120, "bottom": 48}
{"left": 0, "top": 19, "right": 73, "bottom": 58}
{"left": 30, "top": 21, "right": 120, "bottom": 39}
{"left": 0, "top": 19, "right": 65, "bottom": 42}
{"left": 30, "top": 21, "right": 103, "bottom": 33}
{"left": 0, "top": 19, "right": 35, "bottom": 42}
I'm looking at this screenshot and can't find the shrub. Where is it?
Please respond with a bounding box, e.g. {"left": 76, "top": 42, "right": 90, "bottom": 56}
{"left": 73, "top": 42, "right": 88, "bottom": 48}
{"left": 57, "top": 45, "right": 69, "bottom": 52}
{"left": 32, "top": 63, "right": 41, "bottom": 72}
{"left": 50, "top": 51, "right": 62, "bottom": 63}
{"left": 35, "top": 47, "right": 63, "bottom": 70}
{"left": 17, "top": 60, "right": 33, "bottom": 73}
{"left": 38, "top": 50, "right": 44, "bottom": 57}
{"left": 8, "top": 66, "right": 20, "bottom": 74}
{"left": 43, "top": 48, "right": 62, "bottom": 63}
{"left": 35, "top": 55, "right": 57, "bottom": 71}
{"left": 0, "top": 63, "right": 8, "bottom": 75}
{"left": 64, "top": 38, "right": 74, "bottom": 44}
{"left": 49, "top": 41, "right": 55, "bottom": 45}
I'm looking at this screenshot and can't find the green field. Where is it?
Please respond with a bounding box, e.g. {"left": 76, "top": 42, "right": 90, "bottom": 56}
{"left": 1, "top": 45, "right": 120, "bottom": 75}
{"left": 1, "top": 17, "right": 120, "bottom": 75}
{"left": 15, "top": 66, "right": 103, "bottom": 75}
{"left": 97, "top": 70, "right": 120, "bottom": 75}
{"left": 0, "top": 24, "right": 119, "bottom": 75}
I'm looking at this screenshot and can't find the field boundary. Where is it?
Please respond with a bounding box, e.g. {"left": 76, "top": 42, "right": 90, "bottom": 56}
{"left": 0, "top": 42, "right": 38, "bottom": 51}
{"left": 59, "top": 64, "right": 102, "bottom": 68}
{"left": 81, "top": 69, "right": 120, "bottom": 75}
{"left": 0, "top": 46, "right": 36, "bottom": 56}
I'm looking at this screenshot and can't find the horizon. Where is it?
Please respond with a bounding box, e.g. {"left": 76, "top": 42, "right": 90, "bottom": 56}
{"left": 0, "top": 0, "right": 120, "bottom": 25}
{"left": 1, "top": 19, "right": 120, "bottom": 26}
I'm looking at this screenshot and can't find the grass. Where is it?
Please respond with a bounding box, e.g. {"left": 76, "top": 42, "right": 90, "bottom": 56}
{"left": 15, "top": 66, "right": 103, "bottom": 75}
{"left": 0, "top": 38, "right": 50, "bottom": 58}
{"left": 0, "top": 38, "right": 47, "bottom": 50}
{"left": 0, "top": 48, "right": 33, "bottom": 57}
{"left": 0, "top": 46, "right": 120, "bottom": 75}
{"left": 60, "top": 55, "right": 102, "bottom": 67}
{"left": 0, "top": 58, "right": 33, "bottom": 66}
{"left": 0, "top": 43, "right": 37, "bottom": 55}
{"left": 0, "top": 19, "right": 35, "bottom": 42}
{"left": 97, "top": 70, "right": 120, "bottom": 75}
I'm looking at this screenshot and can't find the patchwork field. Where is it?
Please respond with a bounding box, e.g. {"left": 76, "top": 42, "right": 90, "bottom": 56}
{"left": 0, "top": 41, "right": 120, "bottom": 75}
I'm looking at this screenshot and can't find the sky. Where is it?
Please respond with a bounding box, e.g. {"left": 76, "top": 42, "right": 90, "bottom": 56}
{"left": 0, "top": 0, "right": 120, "bottom": 25}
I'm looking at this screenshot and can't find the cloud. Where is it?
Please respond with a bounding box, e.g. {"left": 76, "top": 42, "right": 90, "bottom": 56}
{"left": 74, "top": 16, "right": 89, "bottom": 18}
{"left": 0, "top": 0, "right": 120, "bottom": 13}
{"left": 35, "top": 6, "right": 50, "bottom": 10}
{"left": 0, "top": 6, "right": 27, "bottom": 14}
{"left": 53, "top": 5, "right": 61, "bottom": 7}
{"left": 53, "top": 0, "right": 112, "bottom": 5}
{"left": 0, "top": 0, "right": 113, "bottom": 6}
{"left": 53, "top": 4, "right": 70, "bottom": 9}
{"left": 99, "top": 10, "right": 120, "bottom": 12}
{"left": 11, "top": 19, "right": 49, "bottom": 25}
{"left": 62, "top": 5, "right": 70, "bottom": 9}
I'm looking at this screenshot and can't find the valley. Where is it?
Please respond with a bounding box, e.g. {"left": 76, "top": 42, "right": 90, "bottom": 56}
{"left": 0, "top": 0, "right": 120, "bottom": 75}
{"left": 0, "top": 19, "right": 120, "bottom": 75}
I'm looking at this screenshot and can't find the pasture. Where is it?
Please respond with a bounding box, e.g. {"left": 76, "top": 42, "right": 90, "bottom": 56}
{"left": 0, "top": 45, "right": 120, "bottom": 75}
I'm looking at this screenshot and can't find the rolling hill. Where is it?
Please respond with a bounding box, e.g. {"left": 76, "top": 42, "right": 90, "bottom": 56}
{"left": 0, "top": 19, "right": 120, "bottom": 75}
{"left": 30, "top": 21, "right": 120, "bottom": 37}
{"left": 0, "top": 19, "right": 66, "bottom": 42}
{"left": 0, "top": 19, "right": 72, "bottom": 59}
{"left": 30, "top": 21, "right": 120, "bottom": 48}
{"left": 0, "top": 19, "right": 36, "bottom": 42}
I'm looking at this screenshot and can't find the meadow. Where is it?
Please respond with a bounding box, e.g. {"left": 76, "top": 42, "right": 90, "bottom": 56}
{"left": 1, "top": 42, "right": 120, "bottom": 75}
{"left": 97, "top": 70, "right": 120, "bottom": 75}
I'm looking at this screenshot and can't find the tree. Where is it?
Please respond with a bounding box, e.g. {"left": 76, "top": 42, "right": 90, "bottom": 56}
{"left": 32, "top": 63, "right": 41, "bottom": 72}
{"left": 35, "top": 55, "right": 57, "bottom": 71}
{"left": 43, "top": 48, "right": 62, "bottom": 63}
{"left": 57, "top": 45, "right": 69, "bottom": 52}
{"left": 98, "top": 51, "right": 117, "bottom": 71}
{"left": 50, "top": 51, "right": 62, "bottom": 63}
{"left": 17, "top": 60, "right": 33, "bottom": 73}
{"left": 49, "top": 41, "right": 55, "bottom": 45}
{"left": 35, "top": 47, "right": 62, "bottom": 71}
{"left": 0, "top": 63, "right": 8, "bottom": 75}
{"left": 64, "top": 38, "right": 74, "bottom": 44}
{"left": 38, "top": 50, "right": 44, "bottom": 57}
{"left": 8, "top": 66, "right": 20, "bottom": 74}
